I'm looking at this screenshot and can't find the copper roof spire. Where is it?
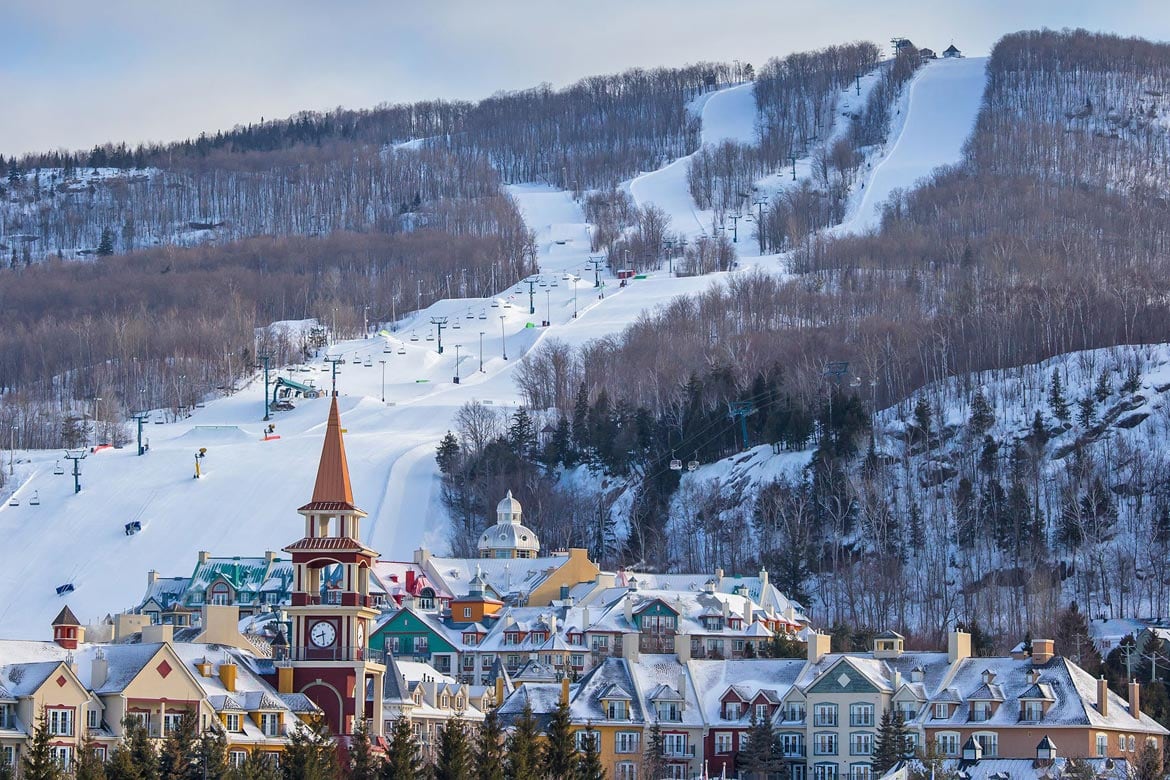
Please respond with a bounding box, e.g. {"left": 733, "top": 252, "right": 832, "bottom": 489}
{"left": 305, "top": 396, "right": 355, "bottom": 509}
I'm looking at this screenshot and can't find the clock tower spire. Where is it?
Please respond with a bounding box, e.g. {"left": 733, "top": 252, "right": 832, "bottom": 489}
{"left": 280, "top": 396, "right": 385, "bottom": 737}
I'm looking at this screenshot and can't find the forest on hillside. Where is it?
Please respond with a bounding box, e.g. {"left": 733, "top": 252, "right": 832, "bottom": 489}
{"left": 439, "top": 30, "right": 1170, "bottom": 650}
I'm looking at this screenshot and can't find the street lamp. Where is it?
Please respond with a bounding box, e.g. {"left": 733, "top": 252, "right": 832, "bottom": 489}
{"left": 91, "top": 397, "right": 102, "bottom": 448}
{"left": 8, "top": 425, "right": 16, "bottom": 476}
{"left": 479, "top": 331, "right": 485, "bottom": 372}
{"left": 544, "top": 289, "right": 551, "bottom": 327}
{"left": 453, "top": 344, "right": 462, "bottom": 384}
{"left": 499, "top": 315, "right": 508, "bottom": 361}
{"left": 379, "top": 360, "right": 386, "bottom": 403}
{"left": 572, "top": 277, "right": 579, "bottom": 318}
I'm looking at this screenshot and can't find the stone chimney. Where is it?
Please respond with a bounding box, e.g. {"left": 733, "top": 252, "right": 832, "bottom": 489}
{"left": 674, "top": 632, "right": 691, "bottom": 663}
{"left": 91, "top": 650, "right": 108, "bottom": 690}
{"left": 1032, "top": 639, "right": 1055, "bottom": 665}
{"left": 1129, "top": 680, "right": 1141, "bottom": 717}
{"left": 141, "top": 623, "right": 174, "bottom": 645}
{"left": 948, "top": 630, "right": 971, "bottom": 663}
{"left": 808, "top": 632, "right": 831, "bottom": 664}
{"left": 1097, "top": 677, "right": 1109, "bottom": 717}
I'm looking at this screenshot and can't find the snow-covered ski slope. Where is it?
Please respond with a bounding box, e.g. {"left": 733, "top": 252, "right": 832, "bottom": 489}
{"left": 0, "top": 57, "right": 988, "bottom": 639}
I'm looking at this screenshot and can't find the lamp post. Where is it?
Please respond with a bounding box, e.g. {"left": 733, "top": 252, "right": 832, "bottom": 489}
{"left": 499, "top": 315, "right": 508, "bottom": 361}
{"left": 453, "top": 344, "right": 462, "bottom": 384}
{"left": 91, "top": 396, "right": 102, "bottom": 447}
{"left": 572, "top": 277, "right": 579, "bottom": 318}
{"left": 545, "top": 290, "right": 551, "bottom": 327}
{"left": 379, "top": 360, "right": 386, "bottom": 403}
{"left": 8, "top": 425, "right": 15, "bottom": 476}
{"left": 479, "top": 331, "right": 485, "bottom": 372}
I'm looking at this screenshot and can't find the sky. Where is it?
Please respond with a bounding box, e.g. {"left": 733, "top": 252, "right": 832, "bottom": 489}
{"left": 3, "top": 0, "right": 1170, "bottom": 157}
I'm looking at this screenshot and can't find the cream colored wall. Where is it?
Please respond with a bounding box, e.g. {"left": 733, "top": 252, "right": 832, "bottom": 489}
{"left": 16, "top": 663, "right": 91, "bottom": 750}
{"left": 528, "top": 549, "right": 600, "bottom": 606}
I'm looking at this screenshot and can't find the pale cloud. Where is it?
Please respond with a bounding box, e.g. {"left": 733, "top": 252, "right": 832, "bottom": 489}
{"left": 2, "top": 0, "right": 1169, "bottom": 156}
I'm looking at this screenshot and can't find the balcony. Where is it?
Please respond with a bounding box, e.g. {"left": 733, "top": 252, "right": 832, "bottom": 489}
{"left": 812, "top": 716, "right": 838, "bottom": 727}
{"left": 662, "top": 746, "right": 696, "bottom": 758}
{"left": 291, "top": 593, "right": 376, "bottom": 608}
{"left": 287, "top": 646, "right": 371, "bottom": 662}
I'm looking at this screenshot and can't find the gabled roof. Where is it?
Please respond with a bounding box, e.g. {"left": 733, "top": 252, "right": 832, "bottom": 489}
{"left": 967, "top": 682, "right": 1005, "bottom": 701}
{"left": 648, "top": 683, "right": 684, "bottom": 701}
{"left": 596, "top": 682, "right": 633, "bottom": 701}
{"left": 52, "top": 606, "right": 81, "bottom": 627}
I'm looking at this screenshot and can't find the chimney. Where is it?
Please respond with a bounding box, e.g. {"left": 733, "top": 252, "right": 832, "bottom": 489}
{"left": 892, "top": 670, "right": 902, "bottom": 690}
{"left": 1097, "top": 677, "right": 1109, "bottom": 717}
{"left": 759, "top": 567, "right": 768, "bottom": 589}
{"left": 198, "top": 550, "right": 211, "bottom": 564}
{"left": 560, "top": 676, "right": 570, "bottom": 706}
{"left": 278, "top": 666, "right": 293, "bottom": 694}
{"left": 141, "top": 624, "right": 174, "bottom": 645}
{"left": 91, "top": 650, "right": 108, "bottom": 690}
{"left": 265, "top": 550, "right": 278, "bottom": 564}
{"left": 147, "top": 570, "right": 160, "bottom": 586}
{"left": 1129, "top": 680, "right": 1141, "bottom": 717}
{"left": 714, "top": 567, "right": 724, "bottom": 584}
{"left": 582, "top": 606, "right": 591, "bottom": 629}
{"left": 623, "top": 634, "right": 640, "bottom": 662}
{"left": 623, "top": 597, "right": 634, "bottom": 625}
{"left": 219, "top": 660, "right": 238, "bottom": 693}
{"left": 948, "top": 630, "right": 971, "bottom": 663}
{"left": 1032, "top": 639, "right": 1055, "bottom": 665}
{"left": 742, "top": 598, "right": 752, "bottom": 625}
{"left": 495, "top": 676, "right": 505, "bottom": 704}
{"left": 722, "top": 600, "right": 731, "bottom": 620}
{"left": 549, "top": 614, "right": 558, "bottom": 634}
{"left": 911, "top": 666, "right": 925, "bottom": 683}
{"left": 808, "top": 632, "right": 831, "bottom": 664}
{"left": 196, "top": 657, "right": 213, "bottom": 677}
{"left": 674, "top": 632, "right": 691, "bottom": 663}
{"left": 677, "top": 672, "right": 687, "bottom": 708}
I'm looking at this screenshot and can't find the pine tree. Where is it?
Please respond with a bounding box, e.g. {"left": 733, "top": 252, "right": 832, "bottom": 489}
{"left": 1077, "top": 394, "right": 1096, "bottom": 429}
{"left": 106, "top": 745, "right": 143, "bottom": 780}
{"left": 196, "top": 729, "right": 229, "bottom": 780}
{"left": 1028, "top": 411, "right": 1050, "bottom": 450}
{"left": 233, "top": 752, "right": 281, "bottom": 780}
{"left": 434, "top": 719, "right": 472, "bottom": 780}
{"left": 1048, "top": 369, "right": 1070, "bottom": 423}
{"left": 872, "top": 709, "right": 909, "bottom": 776}
{"left": 348, "top": 720, "right": 381, "bottom": 780}
{"left": 642, "top": 722, "right": 666, "bottom": 780}
{"left": 1121, "top": 362, "right": 1142, "bottom": 395}
{"left": 22, "top": 712, "right": 63, "bottom": 780}
{"left": 159, "top": 712, "right": 199, "bottom": 780}
{"left": 280, "top": 717, "right": 338, "bottom": 780}
{"left": 1054, "top": 602, "right": 1102, "bottom": 673}
{"left": 977, "top": 435, "right": 998, "bottom": 475}
{"left": 436, "top": 431, "right": 462, "bottom": 474}
{"left": 1094, "top": 370, "right": 1112, "bottom": 404}
{"left": 123, "top": 715, "right": 160, "bottom": 780}
{"left": 912, "top": 396, "right": 932, "bottom": 445}
{"left": 475, "top": 710, "right": 506, "bottom": 780}
{"left": 97, "top": 228, "right": 116, "bottom": 257}
{"left": 75, "top": 734, "right": 108, "bottom": 780}
{"left": 571, "top": 383, "right": 590, "bottom": 460}
{"left": 969, "top": 389, "right": 994, "bottom": 436}
{"left": 735, "top": 713, "right": 778, "bottom": 780}
{"left": 575, "top": 733, "right": 604, "bottom": 780}
{"left": 507, "top": 409, "right": 538, "bottom": 459}
{"left": 505, "top": 703, "right": 541, "bottom": 780}
{"left": 382, "top": 717, "right": 422, "bottom": 780}
{"left": 544, "top": 702, "right": 577, "bottom": 780}
{"left": 0, "top": 751, "right": 14, "bottom": 780}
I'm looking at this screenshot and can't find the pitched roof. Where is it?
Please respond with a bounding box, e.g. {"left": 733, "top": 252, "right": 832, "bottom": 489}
{"left": 52, "top": 606, "right": 81, "bottom": 627}
{"left": 300, "top": 396, "right": 357, "bottom": 511}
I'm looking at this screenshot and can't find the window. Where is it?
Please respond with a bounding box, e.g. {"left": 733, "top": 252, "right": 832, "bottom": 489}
{"left": 434, "top": 656, "right": 451, "bottom": 674}
{"left": 935, "top": 733, "right": 959, "bottom": 757}
{"left": 414, "top": 636, "right": 429, "bottom": 654}
{"left": 850, "top": 703, "right": 874, "bottom": 727}
{"left": 971, "top": 701, "right": 991, "bottom": 722}
{"left": 606, "top": 700, "right": 628, "bottom": 720}
{"left": 47, "top": 709, "right": 74, "bottom": 736}
{"left": 462, "top": 655, "right": 476, "bottom": 670}
{"left": 591, "top": 636, "right": 609, "bottom": 651}
{"left": 617, "top": 732, "right": 641, "bottom": 753}
{"left": 850, "top": 732, "right": 872, "bottom": 756}
{"left": 725, "top": 702, "right": 741, "bottom": 719}
{"left": 575, "top": 731, "right": 601, "bottom": 751}
{"left": 2, "top": 745, "right": 16, "bottom": 767}
{"left": 780, "top": 733, "right": 804, "bottom": 757}
{"left": 707, "top": 639, "right": 725, "bottom": 656}
{"left": 230, "top": 751, "right": 247, "bottom": 768}
{"left": 813, "top": 763, "right": 839, "bottom": 780}
{"left": 571, "top": 654, "right": 585, "bottom": 668}
{"left": 463, "top": 632, "right": 478, "bottom": 646}
{"left": 792, "top": 765, "right": 807, "bottom": 780}
{"left": 974, "top": 733, "right": 998, "bottom": 758}
{"left": 1022, "top": 701, "right": 1043, "bottom": 722}
{"left": 785, "top": 703, "right": 805, "bottom": 722}
{"left": 756, "top": 703, "right": 769, "bottom": 722}
{"left": 87, "top": 707, "right": 100, "bottom": 730}
{"left": 904, "top": 733, "right": 918, "bottom": 752}
{"left": 1129, "top": 736, "right": 1136, "bottom": 753}
{"left": 128, "top": 712, "right": 151, "bottom": 733}
{"left": 933, "top": 703, "right": 950, "bottom": 719}
{"left": 0, "top": 705, "right": 12, "bottom": 729}
{"left": 813, "top": 704, "right": 838, "bottom": 727}
{"left": 50, "top": 746, "right": 71, "bottom": 767}
{"left": 211, "top": 583, "right": 231, "bottom": 606}
{"left": 225, "top": 713, "right": 242, "bottom": 732}
{"left": 507, "top": 654, "right": 521, "bottom": 668}
{"left": 850, "top": 764, "right": 872, "bottom": 780}
{"left": 814, "top": 733, "right": 838, "bottom": 756}
{"left": 162, "top": 712, "right": 185, "bottom": 736}
{"left": 419, "top": 589, "right": 435, "bottom": 610}
{"left": 667, "top": 766, "right": 688, "bottom": 780}
{"left": 259, "top": 713, "right": 281, "bottom": 736}
{"left": 617, "top": 763, "right": 638, "bottom": 780}
{"left": 734, "top": 640, "right": 745, "bottom": 652}
{"left": 715, "top": 732, "right": 733, "bottom": 754}
{"left": 463, "top": 607, "right": 472, "bottom": 619}
{"left": 657, "top": 702, "right": 682, "bottom": 722}
{"left": 663, "top": 733, "right": 689, "bottom": 757}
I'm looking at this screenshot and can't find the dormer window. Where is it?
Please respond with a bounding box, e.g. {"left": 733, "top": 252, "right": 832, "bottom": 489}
{"left": 971, "top": 701, "right": 992, "bottom": 722}
{"left": 933, "top": 703, "right": 950, "bottom": 719}
{"left": 225, "top": 713, "right": 242, "bottom": 732}
{"left": 606, "top": 700, "right": 628, "bottom": 720}
{"left": 505, "top": 632, "right": 521, "bottom": 645}
{"left": 0, "top": 704, "right": 12, "bottom": 729}
{"left": 725, "top": 702, "right": 741, "bottom": 719}
{"left": 258, "top": 712, "right": 281, "bottom": 736}
{"left": 532, "top": 632, "right": 548, "bottom": 643}
{"left": 1022, "top": 701, "right": 1044, "bottom": 722}
{"left": 656, "top": 702, "right": 682, "bottom": 722}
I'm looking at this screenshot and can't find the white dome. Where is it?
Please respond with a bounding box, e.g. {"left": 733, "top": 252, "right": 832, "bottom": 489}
{"left": 476, "top": 521, "right": 541, "bottom": 554}
{"left": 496, "top": 489, "right": 523, "bottom": 523}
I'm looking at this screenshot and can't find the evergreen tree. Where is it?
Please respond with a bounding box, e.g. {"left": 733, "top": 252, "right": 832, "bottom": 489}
{"left": 382, "top": 716, "right": 422, "bottom": 780}
{"left": 1121, "top": 362, "right": 1142, "bottom": 395}
{"left": 570, "top": 384, "right": 591, "bottom": 459}
{"left": 232, "top": 753, "right": 281, "bottom": 780}
{"left": 0, "top": 751, "right": 14, "bottom": 780}
{"left": 22, "top": 713, "right": 63, "bottom": 780}
{"left": 969, "top": 389, "right": 994, "bottom": 436}
{"left": 872, "top": 708, "right": 909, "bottom": 776}
{"left": 97, "top": 228, "right": 116, "bottom": 257}
{"left": 280, "top": 717, "right": 337, "bottom": 780}
{"left": 642, "top": 722, "right": 666, "bottom": 780}
{"left": 106, "top": 745, "right": 143, "bottom": 780}
{"left": 505, "top": 704, "right": 541, "bottom": 780}
{"left": 1054, "top": 602, "right": 1102, "bottom": 673}
{"left": 1048, "top": 369, "right": 1070, "bottom": 423}
{"left": 75, "top": 734, "right": 108, "bottom": 780}
{"left": 544, "top": 702, "right": 577, "bottom": 780}
{"left": 436, "top": 431, "right": 461, "bottom": 474}
{"left": 977, "top": 435, "right": 998, "bottom": 475}
{"left": 735, "top": 713, "right": 778, "bottom": 780}
{"left": 765, "top": 633, "right": 806, "bottom": 659}
{"left": 908, "top": 740, "right": 957, "bottom": 780}
{"left": 575, "top": 733, "right": 604, "bottom": 780}
{"left": 159, "top": 712, "right": 199, "bottom": 780}
{"left": 545, "top": 417, "right": 573, "bottom": 469}
{"left": 434, "top": 719, "right": 472, "bottom": 780}
{"left": 913, "top": 397, "right": 932, "bottom": 445}
{"left": 348, "top": 720, "right": 381, "bottom": 780}
{"left": 197, "top": 730, "right": 230, "bottom": 780}
{"left": 1028, "top": 411, "right": 1050, "bottom": 450}
{"left": 475, "top": 710, "right": 506, "bottom": 780}
{"left": 123, "top": 715, "right": 160, "bottom": 780}
{"left": 1094, "top": 370, "right": 1112, "bottom": 404}
{"left": 507, "top": 409, "right": 538, "bottom": 459}
{"left": 1076, "top": 394, "right": 1096, "bottom": 429}
{"left": 955, "top": 477, "right": 978, "bottom": 550}
{"left": 1063, "top": 758, "right": 1096, "bottom": 780}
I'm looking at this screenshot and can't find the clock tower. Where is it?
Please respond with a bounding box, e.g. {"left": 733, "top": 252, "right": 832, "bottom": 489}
{"left": 280, "top": 396, "right": 385, "bottom": 737}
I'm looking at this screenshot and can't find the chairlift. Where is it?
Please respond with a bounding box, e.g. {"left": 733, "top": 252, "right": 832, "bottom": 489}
{"left": 669, "top": 451, "right": 682, "bottom": 471}
{"left": 466, "top": 311, "right": 475, "bottom": 320}
{"left": 452, "top": 320, "right": 461, "bottom": 330}
{"left": 29, "top": 491, "right": 40, "bottom": 506}
{"left": 425, "top": 333, "right": 435, "bottom": 342}
{"left": 491, "top": 301, "right": 500, "bottom": 308}
{"left": 53, "top": 460, "right": 65, "bottom": 476}
{"left": 125, "top": 520, "right": 141, "bottom": 535}
{"left": 383, "top": 347, "right": 392, "bottom": 354}
{"left": 364, "top": 358, "right": 373, "bottom": 367}
{"left": 551, "top": 279, "right": 559, "bottom": 287}
{"left": 478, "top": 311, "right": 487, "bottom": 320}
{"left": 55, "top": 583, "right": 75, "bottom": 596}
{"left": 397, "top": 346, "right": 406, "bottom": 355}
{"left": 7, "top": 496, "right": 18, "bottom": 507}
{"left": 687, "top": 460, "right": 699, "bottom": 472}
{"left": 410, "top": 333, "right": 420, "bottom": 342}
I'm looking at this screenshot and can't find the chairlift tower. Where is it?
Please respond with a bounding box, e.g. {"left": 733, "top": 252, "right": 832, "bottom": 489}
{"left": 258, "top": 350, "right": 274, "bottom": 421}
{"left": 131, "top": 412, "right": 150, "bottom": 456}
{"left": 63, "top": 449, "right": 86, "bottom": 494}
{"left": 524, "top": 278, "right": 539, "bottom": 315}
{"left": 588, "top": 256, "right": 605, "bottom": 288}
{"left": 430, "top": 316, "right": 448, "bottom": 354}
{"left": 324, "top": 355, "right": 345, "bottom": 396}
{"left": 728, "top": 402, "right": 757, "bottom": 451}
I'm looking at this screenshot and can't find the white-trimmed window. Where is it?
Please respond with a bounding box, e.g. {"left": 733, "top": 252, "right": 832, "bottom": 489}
{"left": 973, "top": 732, "right": 998, "bottom": 758}
{"left": 1097, "top": 733, "right": 1108, "bottom": 757}
{"left": 606, "top": 700, "right": 628, "bottom": 720}
{"left": 47, "top": 708, "right": 74, "bottom": 736}
{"left": 725, "top": 702, "right": 741, "bottom": 719}
{"left": 229, "top": 751, "right": 247, "bottom": 768}
{"left": 756, "top": 703, "right": 769, "bottom": 721}
{"left": 2, "top": 746, "right": 16, "bottom": 767}
{"left": 785, "top": 703, "right": 805, "bottom": 722}
{"left": 814, "top": 733, "right": 838, "bottom": 755}
{"left": 1022, "top": 701, "right": 1043, "bottom": 721}
{"left": 932, "top": 703, "right": 949, "bottom": 719}
{"left": 850, "top": 764, "right": 872, "bottom": 780}
{"left": 575, "top": 730, "right": 601, "bottom": 751}
{"left": 850, "top": 703, "right": 874, "bottom": 727}
{"left": 259, "top": 713, "right": 281, "bottom": 736}
{"left": 225, "top": 713, "right": 242, "bottom": 732}
{"left": 663, "top": 733, "right": 689, "bottom": 757}
{"left": 163, "top": 712, "right": 186, "bottom": 736}
{"left": 813, "top": 704, "right": 838, "bottom": 727}
{"left": 1128, "top": 736, "right": 1136, "bottom": 753}
{"left": 87, "top": 707, "right": 100, "bottom": 730}
{"left": 0, "top": 705, "right": 12, "bottom": 730}
{"left": 780, "top": 733, "right": 804, "bottom": 757}
{"left": 50, "top": 746, "right": 71, "bottom": 767}
{"left": 850, "top": 732, "right": 872, "bottom": 756}
{"left": 616, "top": 731, "right": 640, "bottom": 753}
{"left": 657, "top": 702, "right": 682, "bottom": 722}
{"left": 813, "top": 763, "right": 839, "bottom": 780}
{"left": 667, "top": 765, "right": 687, "bottom": 780}
{"left": 463, "top": 608, "right": 472, "bottom": 618}
{"left": 617, "top": 762, "right": 637, "bottom": 780}
{"left": 935, "top": 732, "right": 960, "bottom": 756}
{"left": 971, "top": 701, "right": 991, "bottom": 722}
{"left": 715, "top": 732, "right": 733, "bottom": 754}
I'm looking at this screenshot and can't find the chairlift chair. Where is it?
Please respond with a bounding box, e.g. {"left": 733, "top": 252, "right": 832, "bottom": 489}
{"left": 452, "top": 320, "right": 461, "bottom": 330}
{"left": 53, "top": 460, "right": 65, "bottom": 476}
{"left": 478, "top": 311, "right": 487, "bottom": 320}
{"left": 425, "top": 333, "right": 435, "bottom": 342}
{"left": 491, "top": 301, "right": 500, "bottom": 308}
{"left": 364, "top": 358, "right": 373, "bottom": 367}
{"left": 551, "top": 279, "right": 559, "bottom": 287}
{"left": 410, "top": 333, "right": 420, "bottom": 342}
{"left": 397, "top": 346, "right": 406, "bottom": 355}
{"left": 383, "top": 347, "right": 392, "bottom": 354}
{"left": 55, "top": 583, "right": 74, "bottom": 596}
{"left": 7, "top": 496, "right": 17, "bottom": 507}
{"left": 669, "top": 451, "right": 683, "bottom": 471}
{"left": 466, "top": 311, "right": 475, "bottom": 319}
{"left": 687, "top": 460, "right": 699, "bottom": 472}
{"left": 29, "top": 491, "right": 40, "bottom": 506}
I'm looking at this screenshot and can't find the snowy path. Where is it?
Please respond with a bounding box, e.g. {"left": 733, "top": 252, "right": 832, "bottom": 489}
{"left": 0, "top": 62, "right": 990, "bottom": 638}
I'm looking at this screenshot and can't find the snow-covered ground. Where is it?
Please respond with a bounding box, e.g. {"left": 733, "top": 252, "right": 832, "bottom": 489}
{"left": 0, "top": 57, "right": 992, "bottom": 639}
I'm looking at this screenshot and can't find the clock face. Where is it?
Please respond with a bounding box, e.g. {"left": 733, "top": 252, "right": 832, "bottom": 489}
{"left": 310, "top": 621, "right": 336, "bottom": 648}
{"left": 355, "top": 622, "right": 365, "bottom": 648}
